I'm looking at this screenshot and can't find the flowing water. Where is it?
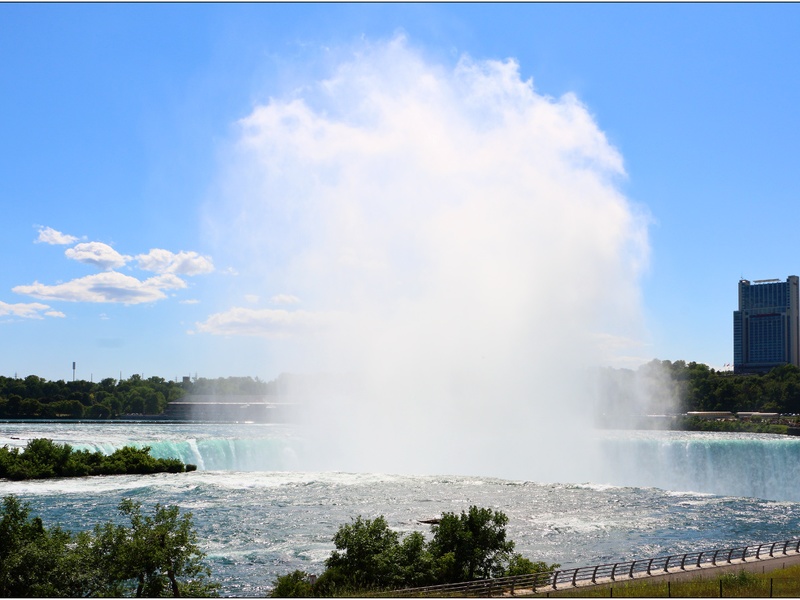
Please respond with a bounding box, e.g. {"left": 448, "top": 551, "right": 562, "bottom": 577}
{"left": 2, "top": 422, "right": 800, "bottom": 596}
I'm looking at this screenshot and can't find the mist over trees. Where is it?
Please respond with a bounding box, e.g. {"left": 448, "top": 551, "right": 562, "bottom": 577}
{"left": 598, "top": 360, "right": 800, "bottom": 418}
{"left": 183, "top": 375, "right": 277, "bottom": 396}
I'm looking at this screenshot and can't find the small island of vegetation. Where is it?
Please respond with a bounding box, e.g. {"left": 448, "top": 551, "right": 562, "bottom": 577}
{"left": 0, "top": 438, "right": 196, "bottom": 481}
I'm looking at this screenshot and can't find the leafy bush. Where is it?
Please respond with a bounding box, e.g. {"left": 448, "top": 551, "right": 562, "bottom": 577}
{"left": 506, "top": 553, "right": 560, "bottom": 576}
{"left": 428, "top": 505, "right": 514, "bottom": 582}
{"left": 271, "top": 570, "right": 316, "bottom": 597}
{"left": 720, "top": 569, "right": 759, "bottom": 586}
{"left": 325, "top": 515, "right": 403, "bottom": 589}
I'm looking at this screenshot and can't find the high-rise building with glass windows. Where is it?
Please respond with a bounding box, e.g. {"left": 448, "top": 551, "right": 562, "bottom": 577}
{"left": 733, "top": 276, "right": 800, "bottom": 374}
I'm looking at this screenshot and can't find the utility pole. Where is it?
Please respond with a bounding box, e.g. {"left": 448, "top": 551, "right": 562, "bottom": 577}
{"left": 72, "top": 362, "right": 76, "bottom": 382}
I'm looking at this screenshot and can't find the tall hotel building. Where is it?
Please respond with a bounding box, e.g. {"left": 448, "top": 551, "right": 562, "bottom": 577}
{"left": 733, "top": 276, "right": 800, "bottom": 374}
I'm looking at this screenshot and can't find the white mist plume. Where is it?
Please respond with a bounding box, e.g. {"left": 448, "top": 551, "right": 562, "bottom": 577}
{"left": 211, "top": 37, "right": 650, "bottom": 481}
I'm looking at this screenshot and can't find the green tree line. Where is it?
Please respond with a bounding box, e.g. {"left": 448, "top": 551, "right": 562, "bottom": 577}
{"left": 0, "top": 374, "right": 186, "bottom": 419}
{"left": 271, "top": 505, "right": 559, "bottom": 597}
{"left": 0, "top": 374, "right": 283, "bottom": 419}
{"left": 0, "top": 495, "right": 217, "bottom": 597}
{"left": 0, "top": 438, "right": 196, "bottom": 481}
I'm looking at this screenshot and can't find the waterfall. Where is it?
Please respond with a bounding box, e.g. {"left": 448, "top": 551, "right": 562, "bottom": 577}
{"left": 142, "top": 437, "right": 303, "bottom": 472}
{"left": 68, "top": 436, "right": 299, "bottom": 472}
{"left": 595, "top": 432, "right": 800, "bottom": 501}
{"left": 65, "top": 426, "right": 800, "bottom": 502}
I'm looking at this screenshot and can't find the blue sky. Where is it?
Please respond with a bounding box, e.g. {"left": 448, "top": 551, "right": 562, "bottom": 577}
{"left": 2, "top": 3, "right": 800, "bottom": 383}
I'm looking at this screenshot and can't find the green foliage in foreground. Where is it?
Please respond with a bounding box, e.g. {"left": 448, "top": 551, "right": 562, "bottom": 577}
{"left": 0, "top": 495, "right": 218, "bottom": 597}
{"left": 0, "top": 438, "right": 196, "bottom": 480}
{"left": 271, "top": 506, "right": 559, "bottom": 597}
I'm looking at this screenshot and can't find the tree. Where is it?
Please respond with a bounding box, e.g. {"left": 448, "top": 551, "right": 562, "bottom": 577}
{"left": 0, "top": 494, "right": 43, "bottom": 595}
{"left": 144, "top": 390, "right": 167, "bottom": 415}
{"left": 325, "top": 515, "right": 403, "bottom": 590}
{"left": 23, "top": 438, "right": 71, "bottom": 477}
{"left": 4, "top": 395, "right": 22, "bottom": 418}
{"left": 506, "top": 553, "right": 560, "bottom": 576}
{"left": 270, "top": 570, "right": 315, "bottom": 597}
{"left": 108, "top": 499, "right": 218, "bottom": 597}
{"left": 126, "top": 391, "right": 146, "bottom": 414}
{"left": 0, "top": 495, "right": 217, "bottom": 597}
{"left": 64, "top": 399, "right": 85, "bottom": 418}
{"left": 428, "top": 506, "right": 515, "bottom": 582}
{"left": 0, "top": 495, "right": 80, "bottom": 596}
{"left": 86, "top": 403, "right": 112, "bottom": 419}
{"left": 20, "top": 398, "right": 42, "bottom": 417}
{"left": 100, "top": 377, "right": 118, "bottom": 391}
{"left": 23, "top": 375, "right": 45, "bottom": 399}
{"left": 395, "top": 530, "right": 437, "bottom": 587}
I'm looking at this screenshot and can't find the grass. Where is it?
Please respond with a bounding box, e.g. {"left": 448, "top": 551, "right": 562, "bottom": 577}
{"left": 532, "top": 565, "right": 800, "bottom": 598}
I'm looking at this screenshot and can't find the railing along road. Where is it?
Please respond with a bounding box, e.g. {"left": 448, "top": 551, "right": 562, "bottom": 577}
{"left": 384, "top": 537, "right": 800, "bottom": 597}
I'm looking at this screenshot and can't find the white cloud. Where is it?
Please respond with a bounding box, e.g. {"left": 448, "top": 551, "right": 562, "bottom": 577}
{"left": 36, "top": 226, "right": 78, "bottom": 245}
{"left": 270, "top": 294, "right": 301, "bottom": 305}
{"left": 0, "top": 300, "right": 65, "bottom": 319}
{"left": 65, "top": 242, "right": 130, "bottom": 270}
{"left": 19, "top": 231, "right": 214, "bottom": 312}
{"left": 180, "top": 299, "right": 201, "bottom": 305}
{"left": 244, "top": 294, "right": 260, "bottom": 304}
{"left": 195, "top": 307, "right": 327, "bottom": 337}
{"left": 136, "top": 249, "right": 214, "bottom": 276}
{"left": 13, "top": 272, "right": 186, "bottom": 305}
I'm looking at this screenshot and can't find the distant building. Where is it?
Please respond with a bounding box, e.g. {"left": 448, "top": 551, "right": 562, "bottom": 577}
{"left": 733, "top": 276, "right": 800, "bottom": 374}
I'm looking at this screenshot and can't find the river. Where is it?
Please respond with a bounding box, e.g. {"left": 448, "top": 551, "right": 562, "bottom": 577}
{"left": 2, "top": 422, "right": 799, "bottom": 596}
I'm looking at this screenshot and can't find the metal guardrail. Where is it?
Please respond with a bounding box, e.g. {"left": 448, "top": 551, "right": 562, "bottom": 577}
{"left": 384, "top": 537, "right": 800, "bottom": 597}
